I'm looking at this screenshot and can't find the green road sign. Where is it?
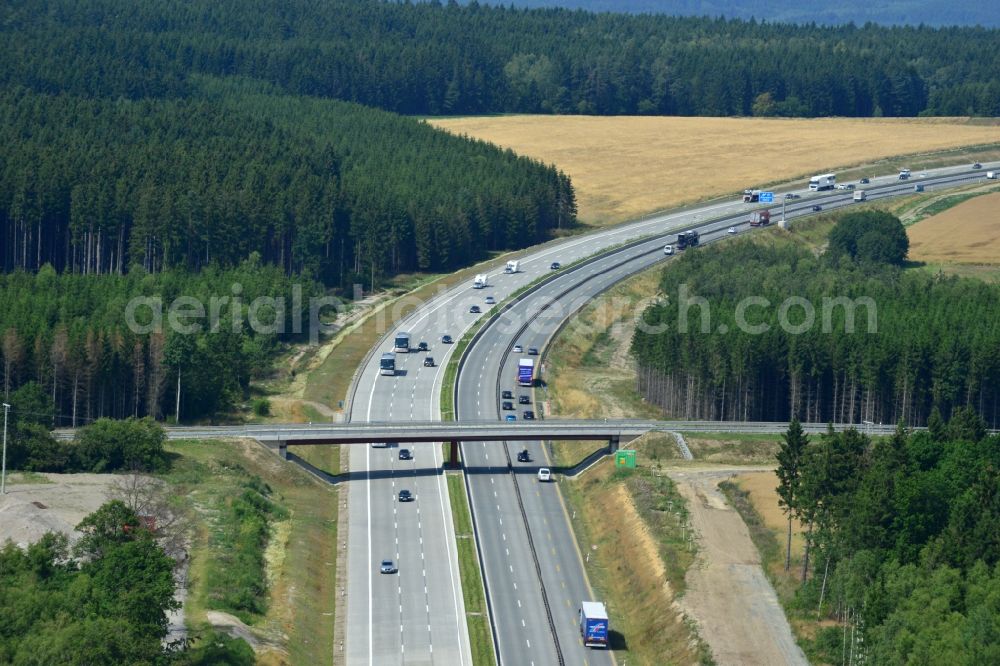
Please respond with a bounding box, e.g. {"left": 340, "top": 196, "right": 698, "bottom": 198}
{"left": 615, "top": 449, "right": 637, "bottom": 469}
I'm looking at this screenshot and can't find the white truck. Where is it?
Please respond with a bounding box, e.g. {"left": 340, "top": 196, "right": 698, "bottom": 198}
{"left": 808, "top": 173, "right": 836, "bottom": 191}
{"left": 987, "top": 171, "right": 997, "bottom": 180}
{"left": 898, "top": 168, "right": 911, "bottom": 180}
{"left": 853, "top": 190, "right": 867, "bottom": 202}
{"left": 504, "top": 260, "right": 520, "bottom": 274}
{"left": 473, "top": 274, "right": 487, "bottom": 289}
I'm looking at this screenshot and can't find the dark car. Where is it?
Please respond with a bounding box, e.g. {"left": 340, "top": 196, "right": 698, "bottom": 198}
{"left": 398, "top": 489, "right": 414, "bottom": 502}
{"left": 527, "top": 347, "right": 539, "bottom": 355}
{"left": 442, "top": 334, "right": 453, "bottom": 344}
{"left": 502, "top": 401, "right": 514, "bottom": 410}
{"left": 399, "top": 448, "right": 412, "bottom": 460}
{"left": 859, "top": 177, "right": 870, "bottom": 184}
{"left": 845, "top": 184, "right": 855, "bottom": 190}
{"left": 417, "top": 341, "right": 429, "bottom": 351}
{"left": 501, "top": 390, "right": 513, "bottom": 399}
{"left": 522, "top": 410, "right": 535, "bottom": 420}
{"left": 550, "top": 262, "right": 561, "bottom": 270}
{"left": 469, "top": 305, "right": 481, "bottom": 314}
{"left": 517, "top": 449, "right": 530, "bottom": 463}
{"left": 380, "top": 559, "right": 397, "bottom": 574}
{"left": 973, "top": 162, "right": 982, "bottom": 169}
{"left": 423, "top": 356, "right": 435, "bottom": 367}
{"left": 518, "top": 395, "right": 530, "bottom": 404}
{"left": 811, "top": 205, "right": 823, "bottom": 212}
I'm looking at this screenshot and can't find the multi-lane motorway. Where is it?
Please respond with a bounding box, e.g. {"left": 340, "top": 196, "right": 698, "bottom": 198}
{"left": 342, "top": 162, "right": 997, "bottom": 665}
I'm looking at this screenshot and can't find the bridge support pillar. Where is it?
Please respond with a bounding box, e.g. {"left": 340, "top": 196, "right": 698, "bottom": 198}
{"left": 448, "top": 441, "right": 460, "bottom": 468}
{"left": 277, "top": 441, "right": 288, "bottom": 460}
{"left": 609, "top": 436, "right": 620, "bottom": 454}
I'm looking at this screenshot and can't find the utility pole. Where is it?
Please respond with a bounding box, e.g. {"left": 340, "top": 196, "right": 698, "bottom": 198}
{"left": 2, "top": 403, "right": 10, "bottom": 495}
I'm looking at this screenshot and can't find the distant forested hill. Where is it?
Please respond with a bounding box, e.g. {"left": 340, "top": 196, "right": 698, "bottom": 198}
{"left": 3, "top": 0, "right": 997, "bottom": 119}
{"left": 454, "top": 0, "right": 999, "bottom": 28}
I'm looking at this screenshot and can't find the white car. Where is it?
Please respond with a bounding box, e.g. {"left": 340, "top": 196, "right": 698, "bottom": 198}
{"left": 663, "top": 244, "right": 674, "bottom": 255}
{"left": 485, "top": 295, "right": 496, "bottom": 305}
{"left": 513, "top": 344, "right": 523, "bottom": 353}
{"left": 537, "top": 468, "right": 551, "bottom": 482}
{"left": 728, "top": 226, "right": 737, "bottom": 235}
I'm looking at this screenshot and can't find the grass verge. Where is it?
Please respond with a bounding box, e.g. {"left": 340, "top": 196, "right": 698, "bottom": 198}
{"left": 559, "top": 462, "right": 711, "bottom": 664}
{"left": 162, "top": 438, "right": 338, "bottom": 665}
{"left": 447, "top": 473, "right": 496, "bottom": 666}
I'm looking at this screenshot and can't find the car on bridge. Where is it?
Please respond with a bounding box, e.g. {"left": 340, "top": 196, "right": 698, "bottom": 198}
{"left": 399, "top": 448, "right": 412, "bottom": 460}
{"left": 398, "top": 489, "right": 414, "bottom": 502}
{"left": 380, "top": 560, "right": 397, "bottom": 574}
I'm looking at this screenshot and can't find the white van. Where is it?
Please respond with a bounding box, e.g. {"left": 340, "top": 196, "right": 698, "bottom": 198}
{"left": 663, "top": 244, "right": 674, "bottom": 255}
{"left": 537, "top": 468, "right": 551, "bottom": 482}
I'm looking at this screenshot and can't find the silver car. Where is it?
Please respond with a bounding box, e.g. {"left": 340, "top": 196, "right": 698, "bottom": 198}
{"left": 380, "top": 559, "right": 397, "bottom": 574}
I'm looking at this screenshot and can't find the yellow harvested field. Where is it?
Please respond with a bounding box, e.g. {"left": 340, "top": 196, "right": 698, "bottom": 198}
{"left": 908, "top": 192, "right": 1000, "bottom": 264}
{"left": 733, "top": 471, "right": 806, "bottom": 559}
{"left": 429, "top": 115, "right": 1000, "bottom": 224}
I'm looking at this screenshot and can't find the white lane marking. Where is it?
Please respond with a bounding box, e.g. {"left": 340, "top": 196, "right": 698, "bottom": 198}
{"left": 365, "top": 438, "right": 373, "bottom": 664}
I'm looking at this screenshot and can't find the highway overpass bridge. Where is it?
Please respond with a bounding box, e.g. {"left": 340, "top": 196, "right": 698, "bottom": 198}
{"left": 55, "top": 419, "right": 908, "bottom": 464}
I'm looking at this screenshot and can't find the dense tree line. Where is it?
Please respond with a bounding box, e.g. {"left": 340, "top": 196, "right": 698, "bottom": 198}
{"left": 460, "top": 1, "right": 1000, "bottom": 30}
{"left": 2, "top": 0, "right": 997, "bottom": 117}
{"left": 0, "top": 86, "right": 574, "bottom": 281}
{"left": 631, "top": 215, "right": 1000, "bottom": 427}
{"left": 0, "top": 259, "right": 324, "bottom": 423}
{"left": 0, "top": 501, "right": 253, "bottom": 665}
{"left": 774, "top": 417, "right": 999, "bottom": 663}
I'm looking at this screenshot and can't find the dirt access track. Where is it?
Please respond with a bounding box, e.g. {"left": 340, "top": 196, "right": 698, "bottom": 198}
{"left": 667, "top": 466, "right": 807, "bottom": 666}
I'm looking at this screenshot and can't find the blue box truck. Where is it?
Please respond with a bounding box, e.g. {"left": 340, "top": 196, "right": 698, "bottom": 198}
{"left": 579, "top": 601, "right": 609, "bottom": 648}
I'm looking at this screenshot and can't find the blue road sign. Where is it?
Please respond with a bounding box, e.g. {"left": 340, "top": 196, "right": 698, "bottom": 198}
{"left": 759, "top": 191, "right": 774, "bottom": 203}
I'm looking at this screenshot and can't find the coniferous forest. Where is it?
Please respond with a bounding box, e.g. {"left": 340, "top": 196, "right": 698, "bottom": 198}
{"left": 631, "top": 214, "right": 1000, "bottom": 428}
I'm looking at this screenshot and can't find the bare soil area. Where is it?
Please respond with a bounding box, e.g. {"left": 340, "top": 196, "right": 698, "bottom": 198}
{"left": 430, "top": 115, "right": 1000, "bottom": 224}
{"left": 667, "top": 467, "right": 807, "bottom": 666}
{"left": 908, "top": 191, "right": 1000, "bottom": 264}
{"left": 0, "top": 472, "right": 121, "bottom": 547}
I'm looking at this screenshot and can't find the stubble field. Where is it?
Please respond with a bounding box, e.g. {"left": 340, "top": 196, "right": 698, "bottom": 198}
{"left": 907, "top": 191, "right": 1000, "bottom": 264}
{"left": 429, "top": 115, "right": 1000, "bottom": 225}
